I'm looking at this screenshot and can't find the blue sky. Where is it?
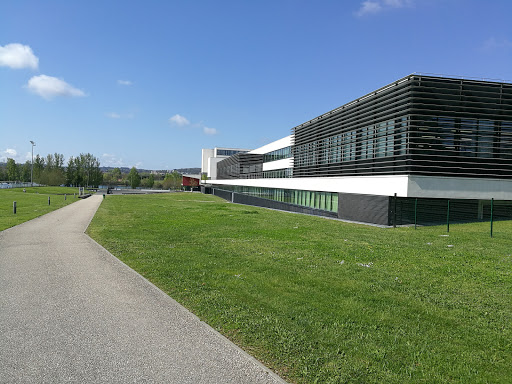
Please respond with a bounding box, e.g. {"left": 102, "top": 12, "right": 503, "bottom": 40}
{"left": 1, "top": 0, "right": 511, "bottom": 170}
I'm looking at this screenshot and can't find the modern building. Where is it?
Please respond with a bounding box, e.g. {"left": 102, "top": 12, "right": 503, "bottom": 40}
{"left": 201, "top": 147, "right": 251, "bottom": 180}
{"left": 202, "top": 74, "right": 512, "bottom": 225}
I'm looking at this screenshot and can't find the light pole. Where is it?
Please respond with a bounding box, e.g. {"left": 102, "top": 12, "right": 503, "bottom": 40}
{"left": 30, "top": 141, "right": 35, "bottom": 187}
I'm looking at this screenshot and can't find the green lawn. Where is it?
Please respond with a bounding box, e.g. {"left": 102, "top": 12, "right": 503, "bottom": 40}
{"left": 0, "top": 187, "right": 82, "bottom": 231}
{"left": 87, "top": 193, "right": 512, "bottom": 384}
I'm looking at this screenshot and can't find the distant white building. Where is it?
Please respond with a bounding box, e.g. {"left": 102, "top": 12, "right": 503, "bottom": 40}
{"left": 201, "top": 147, "right": 251, "bottom": 179}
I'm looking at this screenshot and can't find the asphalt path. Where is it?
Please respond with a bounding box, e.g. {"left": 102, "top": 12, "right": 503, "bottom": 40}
{"left": 0, "top": 195, "right": 287, "bottom": 383}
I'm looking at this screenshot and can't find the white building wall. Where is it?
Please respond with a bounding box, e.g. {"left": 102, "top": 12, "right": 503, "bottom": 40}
{"left": 249, "top": 135, "right": 293, "bottom": 154}
{"left": 201, "top": 149, "right": 214, "bottom": 174}
{"left": 407, "top": 175, "right": 512, "bottom": 200}
{"left": 207, "top": 157, "right": 227, "bottom": 180}
{"left": 262, "top": 158, "right": 293, "bottom": 171}
{"left": 208, "top": 175, "right": 409, "bottom": 196}
{"left": 207, "top": 175, "right": 512, "bottom": 200}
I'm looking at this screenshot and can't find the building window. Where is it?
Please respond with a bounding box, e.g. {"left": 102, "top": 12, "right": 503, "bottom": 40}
{"left": 217, "top": 185, "right": 338, "bottom": 213}
{"left": 216, "top": 149, "right": 248, "bottom": 156}
{"left": 263, "top": 146, "right": 292, "bottom": 162}
{"left": 263, "top": 168, "right": 293, "bottom": 178}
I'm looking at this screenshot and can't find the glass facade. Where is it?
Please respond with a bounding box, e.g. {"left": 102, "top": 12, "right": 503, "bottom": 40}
{"left": 262, "top": 168, "right": 293, "bottom": 178}
{"left": 217, "top": 185, "right": 338, "bottom": 213}
{"left": 263, "top": 146, "right": 292, "bottom": 162}
{"left": 294, "top": 117, "right": 409, "bottom": 168}
{"left": 293, "top": 75, "right": 512, "bottom": 179}
{"left": 411, "top": 116, "right": 510, "bottom": 159}
{"left": 216, "top": 149, "right": 248, "bottom": 156}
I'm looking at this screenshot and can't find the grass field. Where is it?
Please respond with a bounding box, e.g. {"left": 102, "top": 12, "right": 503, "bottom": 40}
{"left": 87, "top": 193, "right": 512, "bottom": 384}
{"left": 0, "top": 187, "right": 83, "bottom": 231}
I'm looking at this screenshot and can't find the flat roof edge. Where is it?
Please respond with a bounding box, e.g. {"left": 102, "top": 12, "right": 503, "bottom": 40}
{"left": 292, "top": 73, "right": 512, "bottom": 132}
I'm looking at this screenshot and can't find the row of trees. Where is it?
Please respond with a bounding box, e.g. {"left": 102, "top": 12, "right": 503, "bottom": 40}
{"left": 2, "top": 156, "right": 193, "bottom": 190}
{"left": 1, "top": 153, "right": 103, "bottom": 188}
{"left": 2, "top": 158, "right": 31, "bottom": 183}
{"left": 66, "top": 154, "right": 103, "bottom": 188}
{"left": 103, "top": 167, "right": 184, "bottom": 189}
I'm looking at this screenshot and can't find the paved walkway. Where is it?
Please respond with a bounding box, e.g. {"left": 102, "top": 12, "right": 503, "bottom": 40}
{"left": 0, "top": 195, "right": 287, "bottom": 383}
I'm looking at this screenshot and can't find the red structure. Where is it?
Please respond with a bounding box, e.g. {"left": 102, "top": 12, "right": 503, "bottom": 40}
{"left": 182, "top": 175, "right": 200, "bottom": 190}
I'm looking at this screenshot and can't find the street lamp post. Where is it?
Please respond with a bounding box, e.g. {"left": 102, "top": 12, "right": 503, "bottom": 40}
{"left": 30, "top": 141, "right": 35, "bottom": 187}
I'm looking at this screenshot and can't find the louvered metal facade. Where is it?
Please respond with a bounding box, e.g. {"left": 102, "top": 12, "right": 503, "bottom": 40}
{"left": 293, "top": 74, "right": 512, "bottom": 178}
{"left": 207, "top": 74, "right": 512, "bottom": 225}
{"left": 216, "top": 153, "right": 264, "bottom": 179}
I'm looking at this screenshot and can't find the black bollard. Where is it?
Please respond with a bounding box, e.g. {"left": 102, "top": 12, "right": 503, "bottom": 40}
{"left": 13, "top": 201, "right": 16, "bottom": 214}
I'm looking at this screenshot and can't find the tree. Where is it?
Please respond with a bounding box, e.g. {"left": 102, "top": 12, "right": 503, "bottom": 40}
{"left": 102, "top": 171, "right": 113, "bottom": 187}
{"left": 21, "top": 161, "right": 31, "bottom": 182}
{"left": 66, "top": 156, "right": 76, "bottom": 186}
{"left": 6, "top": 158, "right": 18, "bottom": 182}
{"left": 39, "top": 153, "right": 65, "bottom": 186}
{"left": 104, "top": 167, "right": 121, "bottom": 187}
{"left": 33, "top": 155, "right": 45, "bottom": 183}
{"left": 140, "top": 173, "right": 155, "bottom": 189}
{"left": 88, "top": 157, "right": 103, "bottom": 188}
{"left": 128, "top": 167, "right": 141, "bottom": 188}
{"left": 112, "top": 167, "right": 122, "bottom": 181}
{"left": 65, "top": 153, "right": 102, "bottom": 187}
{"left": 147, "top": 174, "right": 155, "bottom": 188}
{"left": 162, "top": 171, "right": 182, "bottom": 190}
{"left": 72, "top": 156, "right": 83, "bottom": 186}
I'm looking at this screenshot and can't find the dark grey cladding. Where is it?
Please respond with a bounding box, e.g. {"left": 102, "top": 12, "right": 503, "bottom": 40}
{"left": 338, "top": 193, "right": 390, "bottom": 226}
{"left": 292, "top": 74, "right": 512, "bottom": 179}
{"left": 217, "top": 153, "right": 264, "bottom": 179}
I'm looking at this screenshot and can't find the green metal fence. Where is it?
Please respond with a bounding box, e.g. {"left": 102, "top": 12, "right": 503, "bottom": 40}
{"left": 393, "top": 197, "right": 512, "bottom": 237}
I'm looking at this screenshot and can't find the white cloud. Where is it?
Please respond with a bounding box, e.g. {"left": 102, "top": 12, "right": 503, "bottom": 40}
{"left": 106, "top": 112, "right": 134, "bottom": 119}
{"left": 203, "top": 127, "right": 218, "bottom": 135}
{"left": 482, "top": 37, "right": 512, "bottom": 51}
{"left": 0, "top": 148, "right": 31, "bottom": 163}
{"left": 356, "top": 0, "right": 412, "bottom": 16}
{"left": 1, "top": 148, "right": 17, "bottom": 163}
{"left": 356, "top": 1, "right": 382, "bottom": 16}
{"left": 5, "top": 148, "right": 17, "bottom": 157}
{"left": 383, "top": 0, "right": 410, "bottom": 7}
{"left": 169, "top": 113, "right": 219, "bottom": 135}
{"left": 102, "top": 153, "right": 125, "bottom": 167}
{"left": 26, "top": 75, "right": 86, "bottom": 100}
{"left": 169, "top": 114, "right": 190, "bottom": 126}
{"left": 118, "top": 80, "right": 132, "bottom": 86}
{"left": 0, "top": 43, "right": 39, "bottom": 70}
